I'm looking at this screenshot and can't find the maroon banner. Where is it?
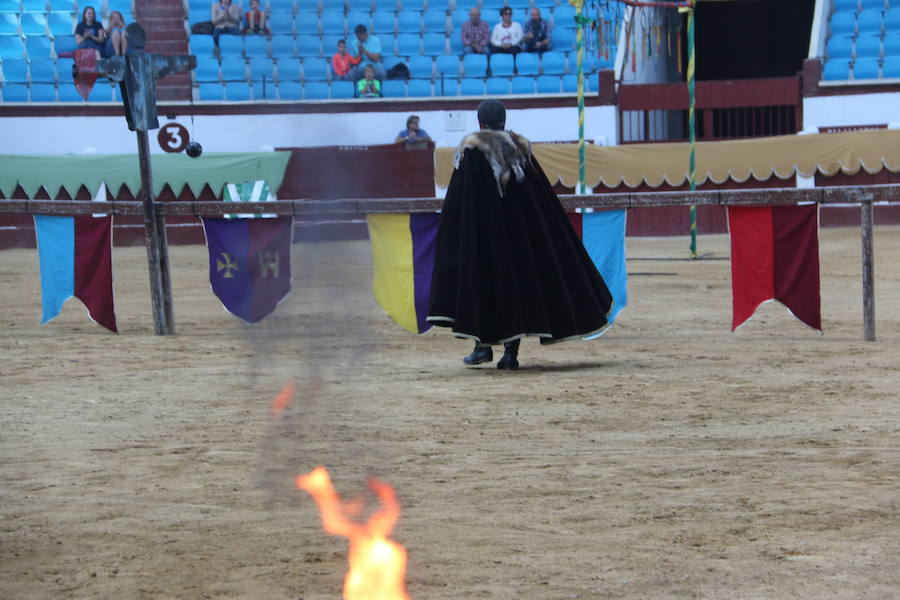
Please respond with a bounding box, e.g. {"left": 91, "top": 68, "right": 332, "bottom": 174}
{"left": 74, "top": 216, "right": 117, "bottom": 332}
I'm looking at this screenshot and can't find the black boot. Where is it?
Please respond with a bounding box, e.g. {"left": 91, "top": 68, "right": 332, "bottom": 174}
{"left": 463, "top": 343, "right": 493, "bottom": 365}
{"left": 497, "top": 339, "right": 520, "bottom": 370}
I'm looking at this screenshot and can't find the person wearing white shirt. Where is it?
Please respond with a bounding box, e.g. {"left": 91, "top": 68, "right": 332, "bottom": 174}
{"left": 489, "top": 6, "right": 523, "bottom": 55}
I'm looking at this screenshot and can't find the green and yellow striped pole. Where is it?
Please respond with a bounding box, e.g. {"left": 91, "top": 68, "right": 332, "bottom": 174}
{"left": 679, "top": 1, "right": 697, "bottom": 257}
{"left": 572, "top": 0, "right": 587, "bottom": 194}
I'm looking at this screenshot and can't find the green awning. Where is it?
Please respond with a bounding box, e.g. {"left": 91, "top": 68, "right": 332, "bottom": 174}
{"left": 0, "top": 152, "right": 292, "bottom": 199}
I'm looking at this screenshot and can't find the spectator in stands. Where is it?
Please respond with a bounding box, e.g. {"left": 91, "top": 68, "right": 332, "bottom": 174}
{"left": 461, "top": 7, "right": 490, "bottom": 55}
{"left": 106, "top": 10, "right": 128, "bottom": 57}
{"left": 75, "top": 6, "right": 106, "bottom": 57}
{"left": 211, "top": 0, "right": 242, "bottom": 46}
{"left": 394, "top": 115, "right": 432, "bottom": 144}
{"left": 490, "top": 6, "right": 523, "bottom": 55}
{"left": 332, "top": 39, "right": 361, "bottom": 81}
{"left": 243, "top": 0, "right": 269, "bottom": 35}
{"left": 522, "top": 7, "right": 551, "bottom": 53}
{"left": 356, "top": 63, "right": 382, "bottom": 98}
{"left": 350, "top": 24, "right": 385, "bottom": 81}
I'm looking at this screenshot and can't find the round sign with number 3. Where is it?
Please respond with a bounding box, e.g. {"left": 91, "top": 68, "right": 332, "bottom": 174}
{"left": 158, "top": 122, "right": 190, "bottom": 153}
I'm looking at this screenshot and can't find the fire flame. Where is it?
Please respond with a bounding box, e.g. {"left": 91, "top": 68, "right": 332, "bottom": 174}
{"left": 296, "top": 466, "right": 411, "bottom": 600}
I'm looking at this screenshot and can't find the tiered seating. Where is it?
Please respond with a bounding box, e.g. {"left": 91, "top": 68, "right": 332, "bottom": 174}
{"left": 186, "top": 0, "right": 622, "bottom": 101}
{"left": 823, "top": 0, "right": 900, "bottom": 80}
{"left": 0, "top": 0, "right": 134, "bottom": 102}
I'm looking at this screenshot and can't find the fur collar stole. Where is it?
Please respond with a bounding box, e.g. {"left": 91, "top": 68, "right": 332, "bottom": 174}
{"left": 454, "top": 129, "right": 532, "bottom": 196}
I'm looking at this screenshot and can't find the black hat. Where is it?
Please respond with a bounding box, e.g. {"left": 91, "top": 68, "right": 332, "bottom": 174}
{"left": 477, "top": 99, "right": 506, "bottom": 130}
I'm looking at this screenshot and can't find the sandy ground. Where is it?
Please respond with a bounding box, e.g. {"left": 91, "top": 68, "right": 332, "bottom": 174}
{"left": 1, "top": 227, "right": 899, "bottom": 600}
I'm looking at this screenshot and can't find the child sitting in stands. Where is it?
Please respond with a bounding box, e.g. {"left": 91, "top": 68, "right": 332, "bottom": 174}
{"left": 244, "top": 0, "right": 269, "bottom": 35}
{"left": 356, "top": 63, "right": 381, "bottom": 98}
{"left": 331, "top": 39, "right": 360, "bottom": 81}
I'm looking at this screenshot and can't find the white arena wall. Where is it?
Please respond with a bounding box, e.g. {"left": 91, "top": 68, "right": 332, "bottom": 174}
{"left": 803, "top": 91, "right": 900, "bottom": 131}
{"left": 2, "top": 103, "right": 619, "bottom": 155}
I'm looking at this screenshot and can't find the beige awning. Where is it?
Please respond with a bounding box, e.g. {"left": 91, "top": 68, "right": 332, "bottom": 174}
{"left": 434, "top": 129, "right": 900, "bottom": 189}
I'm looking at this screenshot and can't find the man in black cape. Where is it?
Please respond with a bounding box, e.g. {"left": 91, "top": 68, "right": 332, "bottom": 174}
{"left": 427, "top": 99, "right": 614, "bottom": 370}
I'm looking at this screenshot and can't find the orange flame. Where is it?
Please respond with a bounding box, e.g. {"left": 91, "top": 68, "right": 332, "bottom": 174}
{"left": 296, "top": 466, "right": 411, "bottom": 600}
{"left": 270, "top": 381, "right": 296, "bottom": 419}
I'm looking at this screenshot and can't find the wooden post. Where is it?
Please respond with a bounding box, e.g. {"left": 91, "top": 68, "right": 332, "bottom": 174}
{"left": 860, "top": 197, "right": 875, "bottom": 341}
{"left": 136, "top": 129, "right": 176, "bottom": 335}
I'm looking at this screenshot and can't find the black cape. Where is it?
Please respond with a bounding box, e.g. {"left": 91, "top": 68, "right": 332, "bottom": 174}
{"left": 427, "top": 130, "right": 613, "bottom": 345}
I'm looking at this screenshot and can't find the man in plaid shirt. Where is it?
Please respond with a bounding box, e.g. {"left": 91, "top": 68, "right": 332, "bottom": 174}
{"left": 461, "top": 6, "right": 490, "bottom": 54}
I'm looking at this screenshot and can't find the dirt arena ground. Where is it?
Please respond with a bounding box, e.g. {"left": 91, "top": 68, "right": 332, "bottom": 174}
{"left": 1, "top": 227, "right": 899, "bottom": 600}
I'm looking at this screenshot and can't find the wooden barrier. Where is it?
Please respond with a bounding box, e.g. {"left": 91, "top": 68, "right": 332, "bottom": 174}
{"left": 2, "top": 183, "right": 897, "bottom": 341}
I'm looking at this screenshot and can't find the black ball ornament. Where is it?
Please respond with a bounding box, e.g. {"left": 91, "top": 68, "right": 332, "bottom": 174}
{"left": 185, "top": 141, "right": 203, "bottom": 158}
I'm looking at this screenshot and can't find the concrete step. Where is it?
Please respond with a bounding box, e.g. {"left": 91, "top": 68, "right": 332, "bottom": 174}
{"left": 136, "top": 6, "right": 187, "bottom": 20}
{"left": 145, "top": 40, "right": 190, "bottom": 53}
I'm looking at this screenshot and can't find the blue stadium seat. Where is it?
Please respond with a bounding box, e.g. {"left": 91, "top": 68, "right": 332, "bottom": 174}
{"left": 884, "top": 33, "right": 900, "bottom": 56}
{"left": 515, "top": 52, "right": 539, "bottom": 75}
{"left": 407, "top": 78, "right": 431, "bottom": 96}
{"left": 244, "top": 35, "right": 269, "bottom": 57}
{"left": 460, "top": 77, "right": 483, "bottom": 95}
{"left": 52, "top": 33, "right": 75, "bottom": 55}
{"left": 2, "top": 83, "right": 31, "bottom": 102}
{"left": 88, "top": 82, "right": 113, "bottom": 101}
{"left": 408, "top": 54, "right": 432, "bottom": 77}
{"left": 220, "top": 56, "right": 247, "bottom": 81}
{"left": 423, "top": 10, "right": 447, "bottom": 32}
{"left": 422, "top": 31, "right": 445, "bottom": 54}
{"left": 533, "top": 0, "right": 558, "bottom": 8}
{"left": 855, "top": 35, "right": 882, "bottom": 57}
{"left": 449, "top": 9, "right": 468, "bottom": 32}
{"left": 29, "top": 57, "right": 56, "bottom": 82}
{"left": 278, "top": 80, "right": 302, "bottom": 99}
{"left": 0, "top": 13, "right": 17, "bottom": 36}
{"left": 551, "top": 27, "right": 576, "bottom": 51}
{"left": 276, "top": 57, "right": 301, "bottom": 80}
{"left": 56, "top": 56, "right": 73, "bottom": 80}
{"left": 486, "top": 76, "right": 509, "bottom": 94}
{"left": 426, "top": 0, "right": 450, "bottom": 9}
{"left": 30, "top": 82, "right": 57, "bottom": 101}
{"left": 553, "top": 4, "right": 577, "bottom": 27}
{"left": 25, "top": 36, "right": 53, "bottom": 59}
{"left": 859, "top": 0, "right": 885, "bottom": 10}
{"left": 2, "top": 58, "right": 29, "bottom": 82}
{"left": 830, "top": 10, "right": 856, "bottom": 35}
{"left": 396, "top": 32, "right": 422, "bottom": 55}
{"left": 541, "top": 50, "right": 565, "bottom": 74}
{"left": 884, "top": 8, "right": 900, "bottom": 31}
{"left": 347, "top": 10, "right": 370, "bottom": 31}
{"left": 823, "top": 58, "right": 851, "bottom": 80}
{"left": 320, "top": 10, "right": 345, "bottom": 35}
{"left": 462, "top": 52, "right": 487, "bottom": 76}
{"left": 194, "top": 55, "right": 220, "bottom": 81}
{"left": 382, "top": 78, "right": 405, "bottom": 96}
{"left": 321, "top": 34, "right": 342, "bottom": 54}
{"left": 482, "top": 0, "right": 505, "bottom": 11}
{"left": 49, "top": 0, "right": 77, "bottom": 11}
{"left": 536, "top": 74, "right": 560, "bottom": 93}
{"left": 508, "top": 0, "right": 530, "bottom": 9}
{"left": 303, "top": 80, "right": 329, "bottom": 98}
{"left": 436, "top": 53, "right": 459, "bottom": 76}
{"left": 331, "top": 79, "right": 354, "bottom": 97}
{"left": 857, "top": 10, "right": 883, "bottom": 34}
{"left": 106, "top": 0, "right": 133, "bottom": 16}
{"left": 20, "top": 13, "right": 47, "bottom": 36}
{"left": 295, "top": 34, "right": 320, "bottom": 56}
{"left": 372, "top": 10, "right": 395, "bottom": 35}
{"left": 510, "top": 75, "right": 534, "bottom": 93}
{"left": 58, "top": 83, "right": 84, "bottom": 101}
{"left": 294, "top": 11, "right": 319, "bottom": 35}
{"left": 826, "top": 34, "right": 854, "bottom": 58}
{"left": 198, "top": 82, "right": 225, "bottom": 100}
{"left": 47, "top": 12, "right": 73, "bottom": 36}
{"left": 190, "top": 34, "right": 217, "bottom": 56}
{"left": 225, "top": 81, "right": 251, "bottom": 100}
{"left": 218, "top": 34, "right": 244, "bottom": 56}
{"left": 296, "top": 0, "right": 319, "bottom": 12}
{"left": 853, "top": 56, "right": 880, "bottom": 78}
{"left": 249, "top": 56, "right": 275, "bottom": 80}
{"left": 397, "top": 10, "right": 421, "bottom": 34}
{"left": 456, "top": 0, "right": 478, "bottom": 11}
{"left": 346, "top": 0, "right": 373, "bottom": 10}
{"left": 268, "top": 13, "right": 293, "bottom": 34}
{"left": 562, "top": 73, "right": 590, "bottom": 92}
{"left": 832, "top": 0, "right": 859, "bottom": 10}
{"left": 435, "top": 75, "right": 457, "bottom": 95}
{"left": 448, "top": 33, "right": 463, "bottom": 54}
{"left": 268, "top": 0, "right": 294, "bottom": 14}
{"left": 270, "top": 35, "right": 296, "bottom": 57}
{"left": 489, "top": 53, "right": 514, "bottom": 76}
{"left": 883, "top": 55, "right": 900, "bottom": 77}
{"left": 21, "top": 0, "right": 48, "bottom": 12}
{"left": 188, "top": 0, "right": 210, "bottom": 19}
{"left": 302, "top": 57, "right": 328, "bottom": 79}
